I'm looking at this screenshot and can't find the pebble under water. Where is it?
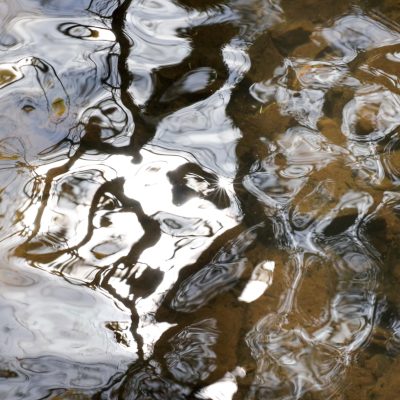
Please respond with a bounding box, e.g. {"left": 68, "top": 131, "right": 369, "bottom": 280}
{"left": 1, "top": 0, "right": 400, "bottom": 399}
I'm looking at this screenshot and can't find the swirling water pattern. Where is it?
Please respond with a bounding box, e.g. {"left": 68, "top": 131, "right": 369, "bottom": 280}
{"left": 1, "top": 0, "right": 400, "bottom": 399}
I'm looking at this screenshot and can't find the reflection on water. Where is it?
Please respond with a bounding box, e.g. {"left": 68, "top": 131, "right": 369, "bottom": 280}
{"left": 1, "top": 0, "right": 400, "bottom": 398}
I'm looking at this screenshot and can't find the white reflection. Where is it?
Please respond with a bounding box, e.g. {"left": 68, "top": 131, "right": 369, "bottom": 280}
{"left": 0, "top": 261, "right": 137, "bottom": 378}
{"left": 196, "top": 367, "right": 246, "bottom": 400}
{"left": 154, "top": 90, "right": 241, "bottom": 177}
{"left": 137, "top": 321, "right": 176, "bottom": 359}
{"left": 342, "top": 86, "right": 400, "bottom": 142}
{"left": 319, "top": 13, "right": 400, "bottom": 59}
{"left": 239, "top": 260, "right": 275, "bottom": 303}
{"left": 126, "top": 0, "right": 194, "bottom": 106}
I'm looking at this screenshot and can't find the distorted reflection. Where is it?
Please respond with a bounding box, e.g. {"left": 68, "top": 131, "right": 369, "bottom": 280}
{"left": 1, "top": 0, "right": 400, "bottom": 399}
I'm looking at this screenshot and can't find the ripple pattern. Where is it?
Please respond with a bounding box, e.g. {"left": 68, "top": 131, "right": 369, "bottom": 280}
{"left": 1, "top": 0, "right": 400, "bottom": 399}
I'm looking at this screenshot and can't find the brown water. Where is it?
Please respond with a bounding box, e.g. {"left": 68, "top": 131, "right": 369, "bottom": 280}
{"left": 1, "top": 0, "right": 400, "bottom": 398}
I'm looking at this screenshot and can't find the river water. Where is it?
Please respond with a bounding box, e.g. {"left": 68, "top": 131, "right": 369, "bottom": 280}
{"left": 1, "top": 0, "right": 400, "bottom": 399}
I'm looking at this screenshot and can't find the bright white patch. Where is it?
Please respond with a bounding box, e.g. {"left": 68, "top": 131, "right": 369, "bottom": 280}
{"left": 196, "top": 367, "right": 246, "bottom": 400}
{"left": 137, "top": 321, "right": 176, "bottom": 359}
{"left": 217, "top": 176, "right": 234, "bottom": 193}
{"left": 239, "top": 280, "right": 269, "bottom": 303}
{"left": 239, "top": 261, "right": 275, "bottom": 303}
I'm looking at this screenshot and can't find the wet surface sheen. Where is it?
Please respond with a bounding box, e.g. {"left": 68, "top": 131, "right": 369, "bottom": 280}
{"left": 1, "top": 0, "right": 400, "bottom": 399}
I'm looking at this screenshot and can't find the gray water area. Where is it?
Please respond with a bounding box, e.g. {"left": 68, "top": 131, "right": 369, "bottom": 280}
{"left": 1, "top": 0, "right": 400, "bottom": 398}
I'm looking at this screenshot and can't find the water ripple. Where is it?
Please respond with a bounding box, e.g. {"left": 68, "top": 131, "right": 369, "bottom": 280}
{"left": 1, "top": 0, "right": 400, "bottom": 399}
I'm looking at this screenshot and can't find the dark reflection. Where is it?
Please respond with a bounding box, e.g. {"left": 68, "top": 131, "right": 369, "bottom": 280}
{"left": 171, "top": 225, "right": 259, "bottom": 312}
{"left": 74, "top": 96, "right": 132, "bottom": 149}
{"left": 118, "top": 363, "right": 190, "bottom": 400}
{"left": 165, "top": 319, "right": 218, "bottom": 383}
{"left": 58, "top": 23, "right": 114, "bottom": 41}
{"left": 168, "top": 163, "right": 232, "bottom": 209}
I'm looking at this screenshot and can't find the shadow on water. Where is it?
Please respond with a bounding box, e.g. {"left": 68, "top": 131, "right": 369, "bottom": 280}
{"left": 1, "top": 0, "right": 400, "bottom": 399}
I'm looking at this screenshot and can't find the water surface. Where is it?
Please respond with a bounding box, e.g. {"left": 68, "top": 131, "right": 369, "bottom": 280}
{"left": 1, "top": 0, "right": 400, "bottom": 398}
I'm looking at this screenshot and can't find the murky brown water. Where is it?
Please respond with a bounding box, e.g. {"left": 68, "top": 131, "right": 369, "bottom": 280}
{"left": 1, "top": 0, "right": 400, "bottom": 398}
